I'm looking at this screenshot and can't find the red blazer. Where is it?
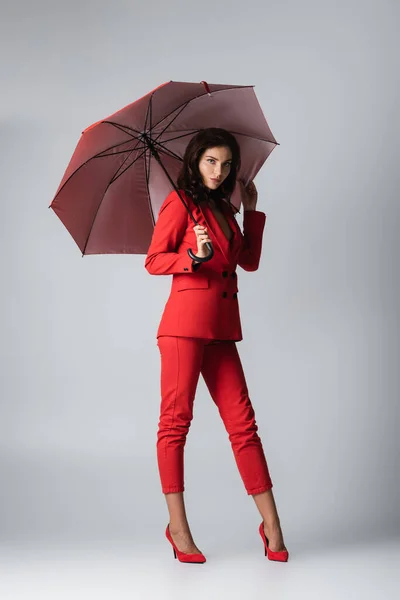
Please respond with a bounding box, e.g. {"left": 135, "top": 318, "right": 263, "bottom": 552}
{"left": 144, "top": 189, "right": 266, "bottom": 341}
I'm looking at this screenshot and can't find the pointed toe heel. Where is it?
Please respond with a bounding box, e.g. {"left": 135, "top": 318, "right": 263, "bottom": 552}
{"left": 259, "top": 522, "right": 289, "bottom": 562}
{"left": 165, "top": 524, "right": 206, "bottom": 564}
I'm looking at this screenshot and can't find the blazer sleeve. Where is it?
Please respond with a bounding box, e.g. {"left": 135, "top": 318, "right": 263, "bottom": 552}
{"left": 237, "top": 210, "right": 267, "bottom": 271}
{"left": 144, "top": 191, "right": 201, "bottom": 275}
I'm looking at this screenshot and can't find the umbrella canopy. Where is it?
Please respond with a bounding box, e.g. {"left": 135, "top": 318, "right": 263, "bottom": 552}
{"left": 49, "top": 80, "right": 278, "bottom": 255}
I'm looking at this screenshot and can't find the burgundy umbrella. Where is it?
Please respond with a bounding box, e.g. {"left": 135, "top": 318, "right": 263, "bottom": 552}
{"left": 49, "top": 80, "right": 278, "bottom": 259}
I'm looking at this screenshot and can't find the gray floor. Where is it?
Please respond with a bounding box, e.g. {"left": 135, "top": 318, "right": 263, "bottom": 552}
{"left": 1, "top": 454, "right": 399, "bottom": 600}
{"left": 0, "top": 537, "right": 399, "bottom": 600}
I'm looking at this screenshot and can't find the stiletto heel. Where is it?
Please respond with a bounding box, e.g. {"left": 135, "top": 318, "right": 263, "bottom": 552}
{"left": 165, "top": 524, "right": 206, "bottom": 564}
{"left": 259, "top": 522, "right": 289, "bottom": 562}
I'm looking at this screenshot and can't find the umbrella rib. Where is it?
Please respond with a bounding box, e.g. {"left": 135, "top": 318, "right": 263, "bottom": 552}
{"left": 152, "top": 126, "right": 276, "bottom": 146}
{"left": 110, "top": 142, "right": 146, "bottom": 182}
{"left": 144, "top": 94, "right": 152, "bottom": 134}
{"left": 94, "top": 139, "right": 181, "bottom": 188}
{"left": 149, "top": 85, "right": 252, "bottom": 133}
{"left": 96, "top": 142, "right": 138, "bottom": 157}
{"left": 150, "top": 100, "right": 191, "bottom": 142}
{"left": 82, "top": 142, "right": 148, "bottom": 254}
{"left": 147, "top": 96, "right": 184, "bottom": 165}
{"left": 143, "top": 145, "right": 155, "bottom": 226}
{"left": 92, "top": 128, "right": 147, "bottom": 179}
{"left": 51, "top": 131, "right": 140, "bottom": 202}
{"left": 151, "top": 138, "right": 184, "bottom": 162}
{"left": 139, "top": 95, "right": 154, "bottom": 224}
{"left": 161, "top": 128, "right": 276, "bottom": 145}
{"left": 95, "top": 135, "right": 143, "bottom": 160}
{"left": 110, "top": 145, "right": 148, "bottom": 183}
{"left": 50, "top": 139, "right": 145, "bottom": 205}
{"left": 148, "top": 86, "right": 276, "bottom": 145}
{"left": 154, "top": 130, "right": 199, "bottom": 144}
{"left": 97, "top": 147, "right": 141, "bottom": 158}
{"left": 102, "top": 120, "right": 142, "bottom": 138}
{"left": 227, "top": 130, "right": 278, "bottom": 144}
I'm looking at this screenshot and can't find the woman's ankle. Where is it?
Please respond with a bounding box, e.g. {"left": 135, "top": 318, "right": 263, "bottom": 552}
{"left": 169, "top": 521, "right": 191, "bottom": 533}
{"left": 263, "top": 517, "right": 282, "bottom": 530}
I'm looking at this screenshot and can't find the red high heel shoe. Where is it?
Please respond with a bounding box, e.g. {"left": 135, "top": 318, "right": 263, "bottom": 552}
{"left": 259, "top": 522, "right": 289, "bottom": 562}
{"left": 165, "top": 524, "right": 206, "bottom": 564}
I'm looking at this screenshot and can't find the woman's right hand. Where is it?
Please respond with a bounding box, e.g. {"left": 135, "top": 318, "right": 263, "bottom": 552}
{"left": 193, "top": 224, "right": 212, "bottom": 259}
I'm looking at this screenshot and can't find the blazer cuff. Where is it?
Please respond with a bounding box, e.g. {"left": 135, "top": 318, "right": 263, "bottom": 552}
{"left": 178, "top": 253, "right": 203, "bottom": 273}
{"left": 243, "top": 210, "right": 266, "bottom": 232}
{"left": 192, "top": 260, "right": 202, "bottom": 271}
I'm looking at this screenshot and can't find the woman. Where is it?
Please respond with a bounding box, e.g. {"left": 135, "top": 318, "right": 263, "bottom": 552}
{"left": 145, "top": 128, "right": 288, "bottom": 563}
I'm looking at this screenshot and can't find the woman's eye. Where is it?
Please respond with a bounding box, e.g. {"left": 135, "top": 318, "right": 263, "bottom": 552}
{"left": 206, "top": 159, "right": 231, "bottom": 167}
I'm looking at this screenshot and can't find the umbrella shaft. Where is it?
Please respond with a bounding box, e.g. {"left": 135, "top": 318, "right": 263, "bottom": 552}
{"left": 144, "top": 135, "right": 197, "bottom": 226}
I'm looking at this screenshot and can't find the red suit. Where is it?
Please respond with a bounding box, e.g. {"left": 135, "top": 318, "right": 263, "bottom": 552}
{"left": 145, "top": 189, "right": 273, "bottom": 494}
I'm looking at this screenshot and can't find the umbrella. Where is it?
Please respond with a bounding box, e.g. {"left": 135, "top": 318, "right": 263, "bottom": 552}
{"left": 49, "top": 80, "right": 278, "bottom": 260}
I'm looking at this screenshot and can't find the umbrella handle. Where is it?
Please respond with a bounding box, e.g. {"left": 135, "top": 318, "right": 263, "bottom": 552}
{"left": 187, "top": 242, "right": 214, "bottom": 263}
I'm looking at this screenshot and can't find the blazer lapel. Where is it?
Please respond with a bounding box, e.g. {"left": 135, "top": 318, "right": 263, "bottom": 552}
{"left": 198, "top": 200, "right": 239, "bottom": 264}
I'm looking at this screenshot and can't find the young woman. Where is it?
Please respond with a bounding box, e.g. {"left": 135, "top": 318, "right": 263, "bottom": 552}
{"left": 145, "top": 128, "right": 288, "bottom": 564}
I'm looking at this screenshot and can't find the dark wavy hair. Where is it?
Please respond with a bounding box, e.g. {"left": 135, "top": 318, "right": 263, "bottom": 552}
{"left": 176, "top": 128, "right": 241, "bottom": 211}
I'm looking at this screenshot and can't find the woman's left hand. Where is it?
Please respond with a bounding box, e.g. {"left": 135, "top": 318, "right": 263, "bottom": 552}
{"left": 239, "top": 179, "right": 258, "bottom": 211}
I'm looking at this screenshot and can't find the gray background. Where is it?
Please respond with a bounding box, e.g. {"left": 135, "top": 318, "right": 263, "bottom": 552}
{"left": 1, "top": 0, "right": 399, "bottom": 597}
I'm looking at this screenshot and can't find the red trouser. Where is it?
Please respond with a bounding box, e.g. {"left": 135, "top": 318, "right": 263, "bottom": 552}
{"left": 156, "top": 336, "right": 273, "bottom": 495}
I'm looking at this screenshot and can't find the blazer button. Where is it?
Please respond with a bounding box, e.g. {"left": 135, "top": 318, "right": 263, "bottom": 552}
{"left": 222, "top": 291, "right": 228, "bottom": 298}
{"left": 184, "top": 268, "right": 188, "bottom": 271}
{"left": 222, "top": 271, "right": 228, "bottom": 278}
{"left": 231, "top": 271, "right": 237, "bottom": 278}
{"left": 233, "top": 292, "right": 238, "bottom": 299}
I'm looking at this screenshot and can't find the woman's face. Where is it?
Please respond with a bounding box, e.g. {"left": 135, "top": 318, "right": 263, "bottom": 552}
{"left": 198, "top": 145, "right": 232, "bottom": 190}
